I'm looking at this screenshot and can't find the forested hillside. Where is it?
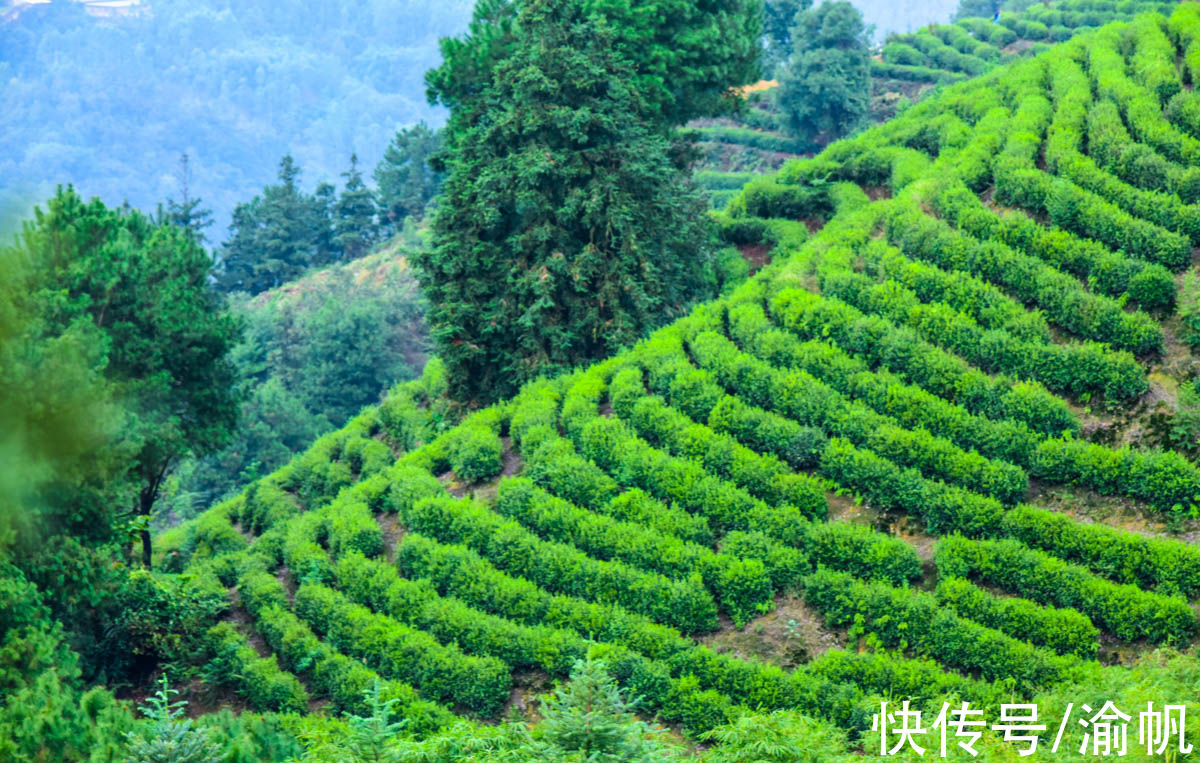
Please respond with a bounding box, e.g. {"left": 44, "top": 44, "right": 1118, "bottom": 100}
{"left": 147, "top": 5, "right": 1200, "bottom": 757}
{"left": 0, "top": 0, "right": 472, "bottom": 231}
{"left": 157, "top": 240, "right": 430, "bottom": 526}
{"left": 0, "top": 0, "right": 951, "bottom": 237}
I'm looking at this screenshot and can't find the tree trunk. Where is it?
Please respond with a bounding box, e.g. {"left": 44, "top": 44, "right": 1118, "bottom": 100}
{"left": 140, "top": 526, "right": 153, "bottom": 570}
{"left": 138, "top": 462, "right": 169, "bottom": 570}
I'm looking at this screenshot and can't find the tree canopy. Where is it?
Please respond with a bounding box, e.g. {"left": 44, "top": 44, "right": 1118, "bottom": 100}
{"left": 374, "top": 122, "right": 445, "bottom": 227}
{"left": 775, "top": 0, "right": 871, "bottom": 146}
{"left": 426, "top": 0, "right": 763, "bottom": 130}
{"left": 20, "top": 189, "right": 242, "bottom": 568}
{"left": 418, "top": 0, "right": 718, "bottom": 405}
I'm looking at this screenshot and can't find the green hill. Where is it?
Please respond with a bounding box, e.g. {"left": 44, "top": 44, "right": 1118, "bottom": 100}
{"left": 155, "top": 239, "right": 430, "bottom": 524}
{"left": 160, "top": 6, "right": 1200, "bottom": 756}
{"left": 696, "top": 0, "right": 1187, "bottom": 211}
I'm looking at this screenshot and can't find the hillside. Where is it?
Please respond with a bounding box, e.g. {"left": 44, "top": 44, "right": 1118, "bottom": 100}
{"left": 696, "top": 0, "right": 1187, "bottom": 210}
{"left": 0, "top": 0, "right": 472, "bottom": 232}
{"left": 161, "top": 7, "right": 1200, "bottom": 755}
{"left": 156, "top": 238, "right": 430, "bottom": 524}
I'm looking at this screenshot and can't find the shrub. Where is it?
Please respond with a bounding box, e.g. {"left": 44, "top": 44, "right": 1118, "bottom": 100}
{"left": 934, "top": 536, "right": 1198, "bottom": 645}
{"left": 495, "top": 478, "right": 775, "bottom": 627}
{"left": 294, "top": 583, "right": 512, "bottom": 715}
{"left": 398, "top": 493, "right": 720, "bottom": 635}
{"left": 999, "top": 504, "right": 1200, "bottom": 596}
{"left": 934, "top": 577, "right": 1099, "bottom": 659}
{"left": 446, "top": 426, "right": 503, "bottom": 483}
{"left": 804, "top": 569, "right": 1079, "bottom": 687}
{"left": 203, "top": 623, "right": 309, "bottom": 713}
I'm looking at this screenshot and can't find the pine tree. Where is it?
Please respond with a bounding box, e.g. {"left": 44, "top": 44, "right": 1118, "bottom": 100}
{"left": 427, "top": 0, "right": 763, "bottom": 131}
{"left": 333, "top": 154, "right": 378, "bottom": 261}
{"left": 373, "top": 122, "right": 443, "bottom": 228}
{"left": 532, "top": 658, "right": 670, "bottom": 762}
{"left": 418, "top": 0, "right": 716, "bottom": 406}
{"left": 775, "top": 1, "right": 870, "bottom": 146}
{"left": 125, "top": 676, "right": 221, "bottom": 763}
{"left": 344, "top": 679, "right": 408, "bottom": 763}
{"left": 20, "top": 188, "right": 241, "bottom": 570}
{"left": 216, "top": 155, "right": 332, "bottom": 294}
{"left": 160, "top": 154, "right": 214, "bottom": 245}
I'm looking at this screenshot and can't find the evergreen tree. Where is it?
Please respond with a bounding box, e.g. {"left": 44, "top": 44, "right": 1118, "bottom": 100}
{"left": 373, "top": 122, "right": 444, "bottom": 227}
{"left": 762, "top": 0, "right": 810, "bottom": 75}
{"left": 126, "top": 676, "right": 221, "bottom": 763}
{"left": 159, "top": 154, "right": 214, "bottom": 245}
{"left": 419, "top": 0, "right": 716, "bottom": 406}
{"left": 775, "top": 1, "right": 870, "bottom": 146}
{"left": 531, "top": 659, "right": 673, "bottom": 761}
{"left": 333, "top": 154, "right": 379, "bottom": 261}
{"left": 427, "top": 0, "right": 763, "bottom": 133}
{"left": 19, "top": 188, "right": 242, "bottom": 570}
{"left": 216, "top": 155, "right": 332, "bottom": 294}
{"left": 313, "top": 180, "right": 338, "bottom": 266}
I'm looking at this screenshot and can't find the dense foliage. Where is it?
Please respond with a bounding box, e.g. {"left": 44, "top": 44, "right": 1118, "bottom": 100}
{"left": 420, "top": 0, "right": 751, "bottom": 406}
{"left": 159, "top": 243, "right": 429, "bottom": 522}
{"left": 15, "top": 1, "right": 1200, "bottom": 760}
{"left": 0, "top": 0, "right": 473, "bottom": 232}
{"left": 776, "top": 1, "right": 872, "bottom": 145}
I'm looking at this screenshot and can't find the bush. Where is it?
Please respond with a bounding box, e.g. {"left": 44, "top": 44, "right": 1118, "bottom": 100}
{"left": 687, "top": 329, "right": 1026, "bottom": 507}
{"left": 934, "top": 536, "right": 1198, "bottom": 645}
{"left": 326, "top": 501, "right": 385, "bottom": 559}
{"left": 803, "top": 569, "right": 1079, "bottom": 687}
{"left": 821, "top": 269, "right": 1148, "bottom": 402}
{"left": 204, "top": 623, "right": 309, "bottom": 713}
{"left": 724, "top": 301, "right": 1042, "bottom": 465}
{"left": 767, "top": 287, "right": 1078, "bottom": 436}
{"left": 1030, "top": 437, "right": 1200, "bottom": 518}
{"left": 894, "top": 190, "right": 1164, "bottom": 358}
{"left": 398, "top": 493, "right": 720, "bottom": 635}
{"left": 495, "top": 477, "right": 775, "bottom": 627}
{"left": 934, "top": 577, "right": 1099, "bottom": 659}
{"left": 693, "top": 126, "right": 809, "bottom": 154}
{"left": 728, "top": 176, "right": 832, "bottom": 221}
{"left": 609, "top": 365, "right": 828, "bottom": 513}
{"left": 523, "top": 436, "right": 715, "bottom": 546}
{"left": 446, "top": 426, "right": 503, "bottom": 483}
{"left": 294, "top": 583, "right": 512, "bottom": 715}
{"left": 999, "top": 504, "right": 1200, "bottom": 596}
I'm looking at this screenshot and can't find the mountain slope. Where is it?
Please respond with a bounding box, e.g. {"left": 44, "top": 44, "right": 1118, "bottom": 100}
{"left": 163, "top": 8, "right": 1200, "bottom": 754}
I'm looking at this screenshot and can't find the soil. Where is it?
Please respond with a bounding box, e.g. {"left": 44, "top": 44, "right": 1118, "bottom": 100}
{"left": 700, "top": 595, "right": 845, "bottom": 669}
{"left": 275, "top": 566, "right": 297, "bottom": 605}
{"left": 226, "top": 587, "right": 270, "bottom": 659}
{"left": 737, "top": 242, "right": 772, "bottom": 273}
{"left": 376, "top": 512, "right": 406, "bottom": 564}
{"left": 1026, "top": 481, "right": 1200, "bottom": 543}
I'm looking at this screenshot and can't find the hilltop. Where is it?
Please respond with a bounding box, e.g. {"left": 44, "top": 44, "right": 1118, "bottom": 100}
{"left": 157, "top": 6, "right": 1200, "bottom": 756}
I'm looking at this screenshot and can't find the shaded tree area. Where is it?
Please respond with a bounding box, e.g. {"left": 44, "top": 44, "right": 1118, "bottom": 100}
{"left": 158, "top": 244, "right": 429, "bottom": 522}
{"left": 0, "top": 188, "right": 242, "bottom": 753}
{"left": 374, "top": 122, "right": 445, "bottom": 226}
{"left": 775, "top": 1, "right": 872, "bottom": 146}
{"left": 422, "top": 0, "right": 760, "bottom": 407}
{"left": 215, "top": 154, "right": 385, "bottom": 294}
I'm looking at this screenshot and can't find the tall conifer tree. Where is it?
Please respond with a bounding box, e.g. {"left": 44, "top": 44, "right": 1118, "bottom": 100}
{"left": 333, "top": 154, "right": 378, "bottom": 261}
{"left": 417, "top": 0, "right": 717, "bottom": 405}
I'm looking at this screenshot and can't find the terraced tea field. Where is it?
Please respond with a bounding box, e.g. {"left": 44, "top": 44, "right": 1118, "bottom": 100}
{"left": 163, "top": 6, "right": 1200, "bottom": 755}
